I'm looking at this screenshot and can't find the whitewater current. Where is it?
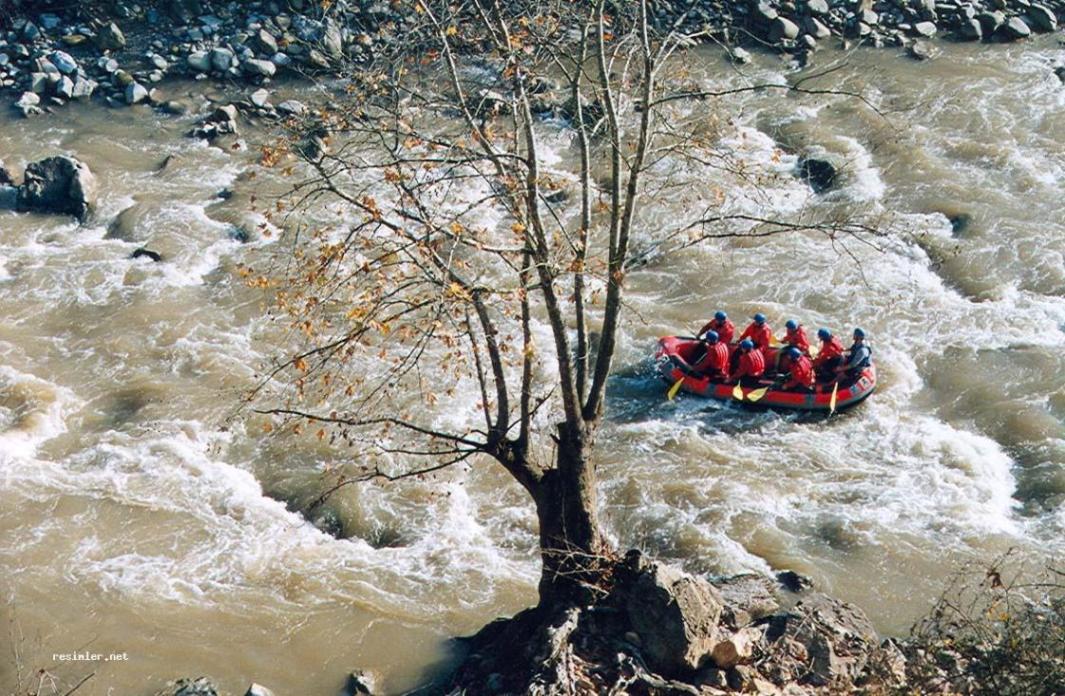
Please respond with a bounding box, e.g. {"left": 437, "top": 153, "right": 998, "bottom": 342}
{"left": 1, "top": 39, "right": 1063, "bottom": 694}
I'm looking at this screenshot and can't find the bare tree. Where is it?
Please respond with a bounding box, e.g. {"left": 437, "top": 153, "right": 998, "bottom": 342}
{"left": 246, "top": 0, "right": 879, "bottom": 607}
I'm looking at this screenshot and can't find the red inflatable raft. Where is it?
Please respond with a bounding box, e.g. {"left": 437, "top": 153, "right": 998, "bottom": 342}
{"left": 655, "top": 336, "right": 876, "bottom": 412}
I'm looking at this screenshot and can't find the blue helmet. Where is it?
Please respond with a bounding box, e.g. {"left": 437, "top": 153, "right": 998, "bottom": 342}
{"left": 739, "top": 339, "right": 755, "bottom": 350}
{"left": 785, "top": 319, "right": 798, "bottom": 331}
{"left": 704, "top": 330, "right": 719, "bottom": 343}
{"left": 853, "top": 327, "right": 866, "bottom": 339}
{"left": 714, "top": 311, "right": 727, "bottom": 322}
{"left": 785, "top": 346, "right": 801, "bottom": 358}
{"left": 753, "top": 313, "right": 766, "bottom": 324}
{"left": 817, "top": 328, "right": 831, "bottom": 341}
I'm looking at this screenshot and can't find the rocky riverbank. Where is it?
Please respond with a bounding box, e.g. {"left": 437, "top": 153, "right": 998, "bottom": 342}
{"left": 148, "top": 551, "right": 1060, "bottom": 695}
{"left": 1, "top": 0, "right": 1062, "bottom": 118}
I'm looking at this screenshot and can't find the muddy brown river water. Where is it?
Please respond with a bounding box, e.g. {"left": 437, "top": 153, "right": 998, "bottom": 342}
{"left": 1, "top": 38, "right": 1063, "bottom": 695}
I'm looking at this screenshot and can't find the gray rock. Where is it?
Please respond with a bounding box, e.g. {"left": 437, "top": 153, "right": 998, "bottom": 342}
{"left": 271, "top": 52, "right": 291, "bottom": 66}
{"left": 712, "top": 574, "right": 781, "bottom": 628}
{"left": 30, "top": 73, "right": 49, "bottom": 94}
{"left": 976, "top": 11, "right": 1005, "bottom": 35}
{"left": 913, "top": 20, "right": 937, "bottom": 36}
{"left": 304, "top": 49, "right": 331, "bottom": 69}
{"left": 16, "top": 155, "right": 97, "bottom": 220}
{"left": 958, "top": 18, "right": 983, "bottom": 40}
{"left": 769, "top": 16, "right": 801, "bottom": 41}
{"left": 0, "top": 160, "right": 13, "bottom": 186}
{"left": 277, "top": 99, "right": 306, "bottom": 116}
{"left": 860, "top": 9, "right": 879, "bottom": 25}
{"left": 804, "top": 17, "right": 833, "bottom": 38}
{"left": 250, "top": 88, "right": 270, "bottom": 108}
{"left": 172, "top": 677, "right": 218, "bottom": 696}
{"left": 55, "top": 76, "right": 74, "bottom": 100}
{"left": 255, "top": 29, "right": 279, "bottom": 55}
{"left": 187, "top": 51, "right": 212, "bottom": 72}
{"left": 50, "top": 51, "right": 78, "bottom": 74}
{"left": 730, "top": 47, "right": 753, "bottom": 64}
{"left": 781, "top": 593, "right": 879, "bottom": 687}
{"left": 125, "top": 82, "right": 149, "bottom": 105}
{"left": 806, "top": 0, "right": 830, "bottom": 15}
{"left": 752, "top": 1, "right": 779, "bottom": 23}
{"left": 625, "top": 561, "right": 723, "bottom": 675}
{"left": 190, "top": 104, "right": 240, "bottom": 140}
{"left": 15, "top": 92, "right": 40, "bottom": 109}
{"left": 243, "top": 58, "right": 276, "bottom": 77}
{"left": 346, "top": 669, "right": 378, "bottom": 695}
{"left": 1027, "top": 5, "right": 1057, "bottom": 32}
{"left": 1000, "top": 16, "right": 1031, "bottom": 39}
{"left": 22, "top": 22, "right": 41, "bottom": 42}
{"left": 150, "top": 54, "right": 170, "bottom": 71}
{"left": 39, "top": 14, "right": 62, "bottom": 30}
{"left": 243, "top": 684, "right": 275, "bottom": 696}
{"left": 0, "top": 185, "right": 18, "bottom": 210}
{"left": 96, "top": 22, "right": 126, "bottom": 50}
{"left": 798, "top": 156, "right": 838, "bottom": 192}
{"left": 210, "top": 47, "right": 235, "bottom": 72}
{"left": 323, "top": 19, "right": 344, "bottom": 57}
{"left": 114, "top": 70, "right": 135, "bottom": 87}
{"left": 73, "top": 78, "right": 98, "bottom": 100}
{"left": 1056, "top": 66, "right": 1065, "bottom": 84}
{"left": 908, "top": 40, "right": 939, "bottom": 60}
{"left": 98, "top": 57, "right": 119, "bottom": 73}
{"left": 162, "top": 100, "right": 192, "bottom": 115}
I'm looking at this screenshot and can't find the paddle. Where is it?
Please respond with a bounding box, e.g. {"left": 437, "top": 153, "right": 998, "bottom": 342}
{"left": 667, "top": 376, "right": 685, "bottom": 401}
{"left": 829, "top": 381, "right": 839, "bottom": 415}
{"left": 746, "top": 377, "right": 783, "bottom": 403}
{"left": 732, "top": 383, "right": 744, "bottom": 400}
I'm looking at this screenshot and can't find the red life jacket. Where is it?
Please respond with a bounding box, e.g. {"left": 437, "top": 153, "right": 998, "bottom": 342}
{"left": 698, "top": 318, "right": 735, "bottom": 345}
{"left": 734, "top": 349, "right": 765, "bottom": 379}
{"left": 785, "top": 326, "right": 810, "bottom": 353}
{"left": 695, "top": 342, "right": 730, "bottom": 378}
{"left": 783, "top": 355, "right": 814, "bottom": 389}
{"left": 740, "top": 322, "right": 773, "bottom": 352}
{"left": 814, "top": 336, "right": 844, "bottom": 367}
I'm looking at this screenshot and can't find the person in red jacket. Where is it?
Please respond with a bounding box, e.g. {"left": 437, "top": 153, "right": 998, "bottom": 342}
{"left": 780, "top": 346, "right": 814, "bottom": 391}
{"left": 698, "top": 311, "right": 735, "bottom": 345}
{"left": 739, "top": 313, "right": 774, "bottom": 353}
{"left": 729, "top": 339, "right": 765, "bottom": 385}
{"left": 813, "top": 328, "right": 845, "bottom": 379}
{"left": 783, "top": 319, "right": 810, "bottom": 354}
{"left": 693, "top": 330, "right": 729, "bottom": 381}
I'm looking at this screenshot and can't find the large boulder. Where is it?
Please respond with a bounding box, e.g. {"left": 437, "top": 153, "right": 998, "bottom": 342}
{"left": 624, "top": 559, "right": 724, "bottom": 675}
{"left": 999, "top": 16, "right": 1032, "bottom": 40}
{"left": 763, "top": 593, "right": 879, "bottom": 688}
{"left": 16, "top": 156, "right": 97, "bottom": 220}
{"left": 1027, "top": 5, "right": 1058, "bottom": 32}
{"left": 712, "top": 573, "right": 781, "bottom": 628}
{"left": 0, "top": 159, "right": 14, "bottom": 186}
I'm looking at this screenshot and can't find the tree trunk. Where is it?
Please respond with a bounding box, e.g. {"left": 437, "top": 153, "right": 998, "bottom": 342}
{"left": 533, "top": 420, "right": 609, "bottom": 606}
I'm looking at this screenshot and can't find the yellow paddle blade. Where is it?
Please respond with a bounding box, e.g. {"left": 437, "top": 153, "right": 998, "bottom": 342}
{"left": 829, "top": 382, "right": 839, "bottom": 414}
{"left": 667, "top": 377, "right": 684, "bottom": 401}
{"left": 747, "top": 385, "right": 770, "bottom": 402}
{"left": 732, "top": 383, "right": 744, "bottom": 400}
{"left": 810, "top": 344, "right": 820, "bottom": 359}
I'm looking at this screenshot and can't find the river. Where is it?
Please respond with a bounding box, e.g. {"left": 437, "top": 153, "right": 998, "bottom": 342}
{"left": 1, "top": 37, "right": 1063, "bottom": 695}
